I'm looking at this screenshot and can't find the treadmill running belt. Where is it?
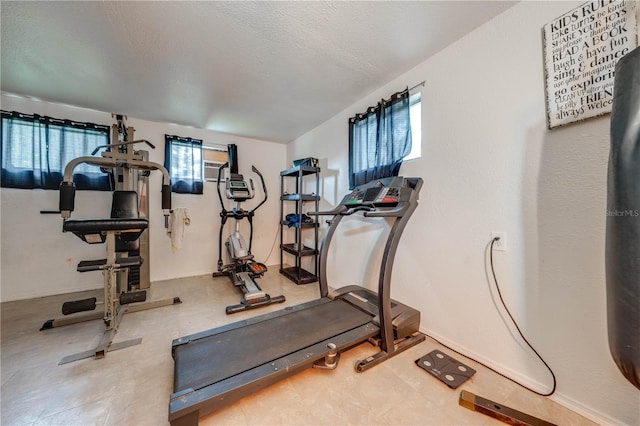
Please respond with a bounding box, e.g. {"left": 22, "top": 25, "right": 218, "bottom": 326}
{"left": 173, "top": 299, "right": 371, "bottom": 392}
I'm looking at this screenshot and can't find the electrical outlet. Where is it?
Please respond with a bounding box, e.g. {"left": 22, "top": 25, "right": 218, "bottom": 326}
{"left": 491, "top": 232, "right": 507, "bottom": 251}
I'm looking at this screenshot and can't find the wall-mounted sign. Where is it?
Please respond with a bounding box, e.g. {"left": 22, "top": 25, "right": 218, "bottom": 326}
{"left": 543, "top": 0, "right": 638, "bottom": 129}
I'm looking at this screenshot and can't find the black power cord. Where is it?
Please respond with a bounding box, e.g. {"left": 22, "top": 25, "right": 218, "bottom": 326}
{"left": 261, "top": 224, "right": 281, "bottom": 265}
{"left": 424, "top": 236, "right": 557, "bottom": 397}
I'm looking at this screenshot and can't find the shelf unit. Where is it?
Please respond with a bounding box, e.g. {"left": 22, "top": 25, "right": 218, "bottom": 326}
{"left": 279, "top": 165, "right": 320, "bottom": 284}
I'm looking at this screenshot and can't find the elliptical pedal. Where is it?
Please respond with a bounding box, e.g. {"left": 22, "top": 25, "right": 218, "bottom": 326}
{"left": 248, "top": 262, "right": 267, "bottom": 275}
{"left": 237, "top": 272, "right": 266, "bottom": 300}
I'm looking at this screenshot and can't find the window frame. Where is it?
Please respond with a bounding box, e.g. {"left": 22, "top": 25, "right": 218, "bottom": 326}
{"left": 164, "top": 134, "right": 204, "bottom": 194}
{"left": 0, "top": 110, "right": 112, "bottom": 190}
{"left": 404, "top": 92, "right": 422, "bottom": 161}
{"left": 202, "top": 145, "right": 228, "bottom": 182}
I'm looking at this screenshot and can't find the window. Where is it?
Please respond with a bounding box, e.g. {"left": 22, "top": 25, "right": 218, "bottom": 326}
{"left": 348, "top": 89, "right": 413, "bottom": 189}
{"left": 1, "top": 110, "right": 111, "bottom": 190}
{"left": 203, "top": 146, "right": 228, "bottom": 182}
{"left": 164, "top": 134, "right": 203, "bottom": 194}
{"left": 404, "top": 92, "right": 421, "bottom": 161}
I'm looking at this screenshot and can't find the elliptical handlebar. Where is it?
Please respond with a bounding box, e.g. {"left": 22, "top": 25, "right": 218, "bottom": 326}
{"left": 249, "top": 165, "right": 268, "bottom": 213}
{"left": 215, "top": 162, "right": 229, "bottom": 210}
{"left": 215, "top": 162, "right": 268, "bottom": 215}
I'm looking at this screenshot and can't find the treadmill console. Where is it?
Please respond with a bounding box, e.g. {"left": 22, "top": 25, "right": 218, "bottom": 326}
{"left": 344, "top": 185, "right": 401, "bottom": 207}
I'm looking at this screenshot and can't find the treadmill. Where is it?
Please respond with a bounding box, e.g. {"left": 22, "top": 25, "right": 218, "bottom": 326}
{"left": 169, "top": 176, "right": 425, "bottom": 426}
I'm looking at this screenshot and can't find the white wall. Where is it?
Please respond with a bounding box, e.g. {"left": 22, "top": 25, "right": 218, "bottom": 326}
{"left": 288, "top": 2, "right": 639, "bottom": 425}
{"left": 0, "top": 94, "right": 287, "bottom": 302}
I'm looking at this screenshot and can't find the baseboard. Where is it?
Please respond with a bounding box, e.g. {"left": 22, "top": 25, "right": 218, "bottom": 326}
{"left": 421, "top": 329, "right": 549, "bottom": 391}
{"left": 420, "top": 328, "right": 624, "bottom": 426}
{"left": 550, "top": 392, "right": 630, "bottom": 426}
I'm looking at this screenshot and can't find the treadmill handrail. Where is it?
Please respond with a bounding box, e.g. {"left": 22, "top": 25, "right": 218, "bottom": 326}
{"left": 363, "top": 202, "right": 409, "bottom": 218}
{"left": 307, "top": 205, "right": 348, "bottom": 216}
{"left": 344, "top": 205, "right": 375, "bottom": 215}
{"left": 309, "top": 202, "right": 407, "bottom": 218}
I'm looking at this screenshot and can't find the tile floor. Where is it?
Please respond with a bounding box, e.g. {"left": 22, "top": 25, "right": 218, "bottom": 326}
{"left": 1, "top": 270, "right": 597, "bottom": 425}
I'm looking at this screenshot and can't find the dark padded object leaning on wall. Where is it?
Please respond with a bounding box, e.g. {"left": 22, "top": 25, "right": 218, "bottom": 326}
{"left": 606, "top": 45, "right": 640, "bottom": 390}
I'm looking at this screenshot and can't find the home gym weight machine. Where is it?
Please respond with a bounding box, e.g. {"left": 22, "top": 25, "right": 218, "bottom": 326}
{"left": 170, "top": 176, "right": 425, "bottom": 425}
{"left": 41, "top": 115, "right": 181, "bottom": 364}
{"left": 213, "top": 144, "right": 285, "bottom": 314}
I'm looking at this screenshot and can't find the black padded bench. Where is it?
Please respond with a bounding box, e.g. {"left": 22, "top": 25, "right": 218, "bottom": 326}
{"left": 63, "top": 218, "right": 148, "bottom": 244}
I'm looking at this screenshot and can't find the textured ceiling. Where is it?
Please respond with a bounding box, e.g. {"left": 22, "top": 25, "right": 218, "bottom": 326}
{"left": 1, "top": 1, "right": 516, "bottom": 143}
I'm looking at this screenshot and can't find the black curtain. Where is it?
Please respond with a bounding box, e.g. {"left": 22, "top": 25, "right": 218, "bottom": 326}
{"left": 164, "top": 134, "right": 203, "bottom": 194}
{"left": 0, "top": 111, "right": 111, "bottom": 190}
{"left": 348, "top": 89, "right": 412, "bottom": 189}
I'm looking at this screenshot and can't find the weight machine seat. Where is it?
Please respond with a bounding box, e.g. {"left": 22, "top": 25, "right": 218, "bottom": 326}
{"left": 63, "top": 219, "right": 148, "bottom": 244}
{"left": 63, "top": 191, "right": 148, "bottom": 244}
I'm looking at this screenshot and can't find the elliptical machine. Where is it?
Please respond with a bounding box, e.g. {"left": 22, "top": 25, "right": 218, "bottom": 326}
{"left": 213, "top": 144, "right": 285, "bottom": 314}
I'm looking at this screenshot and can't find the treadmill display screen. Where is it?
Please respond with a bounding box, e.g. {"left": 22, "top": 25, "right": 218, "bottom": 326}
{"left": 363, "top": 187, "right": 382, "bottom": 202}
{"left": 344, "top": 186, "right": 400, "bottom": 206}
